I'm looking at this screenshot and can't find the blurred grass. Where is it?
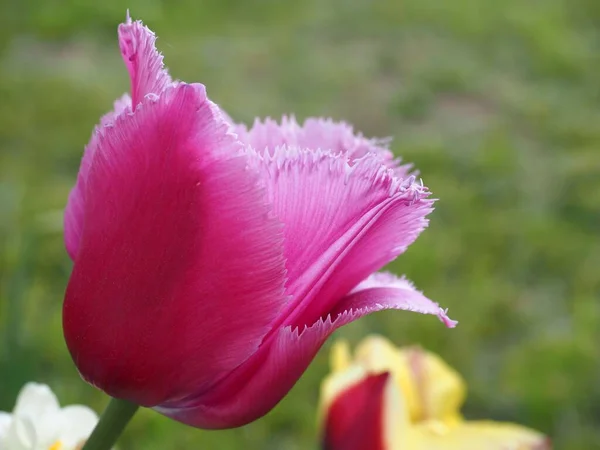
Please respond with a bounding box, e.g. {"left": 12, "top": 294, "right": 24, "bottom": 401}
{"left": 1, "top": 0, "right": 599, "bottom": 448}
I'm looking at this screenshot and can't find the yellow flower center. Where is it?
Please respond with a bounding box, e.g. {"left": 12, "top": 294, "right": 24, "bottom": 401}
{"left": 48, "top": 442, "right": 63, "bottom": 450}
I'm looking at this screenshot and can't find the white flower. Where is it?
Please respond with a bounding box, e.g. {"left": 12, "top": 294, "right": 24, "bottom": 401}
{"left": 0, "top": 383, "right": 98, "bottom": 450}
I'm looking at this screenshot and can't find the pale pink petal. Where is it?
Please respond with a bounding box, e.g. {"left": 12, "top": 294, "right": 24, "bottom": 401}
{"left": 216, "top": 107, "right": 236, "bottom": 129}
{"left": 155, "top": 286, "right": 444, "bottom": 429}
{"left": 235, "top": 116, "right": 300, "bottom": 153}
{"left": 336, "top": 272, "right": 457, "bottom": 327}
{"left": 237, "top": 116, "right": 412, "bottom": 176}
{"left": 63, "top": 83, "right": 287, "bottom": 407}
{"left": 246, "top": 147, "right": 433, "bottom": 330}
{"left": 64, "top": 183, "right": 86, "bottom": 260}
{"left": 99, "top": 93, "right": 132, "bottom": 127}
{"left": 65, "top": 92, "right": 133, "bottom": 260}
{"left": 118, "top": 13, "right": 173, "bottom": 107}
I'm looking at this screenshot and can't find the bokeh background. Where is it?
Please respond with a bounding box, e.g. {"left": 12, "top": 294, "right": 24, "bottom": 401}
{"left": 1, "top": 0, "right": 599, "bottom": 448}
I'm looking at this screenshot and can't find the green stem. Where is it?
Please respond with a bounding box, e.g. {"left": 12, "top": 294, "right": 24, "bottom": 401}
{"left": 81, "top": 397, "right": 139, "bottom": 450}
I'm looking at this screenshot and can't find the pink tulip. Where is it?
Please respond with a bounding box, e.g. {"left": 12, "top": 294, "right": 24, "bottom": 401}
{"left": 63, "top": 14, "right": 456, "bottom": 430}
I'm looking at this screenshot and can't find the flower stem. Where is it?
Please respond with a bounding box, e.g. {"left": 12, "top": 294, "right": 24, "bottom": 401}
{"left": 81, "top": 397, "right": 139, "bottom": 450}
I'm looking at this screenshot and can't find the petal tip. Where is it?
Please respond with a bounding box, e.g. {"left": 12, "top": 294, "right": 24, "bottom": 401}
{"left": 438, "top": 308, "right": 458, "bottom": 328}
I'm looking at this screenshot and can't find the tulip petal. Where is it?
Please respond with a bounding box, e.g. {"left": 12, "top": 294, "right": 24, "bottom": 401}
{"left": 413, "top": 420, "right": 551, "bottom": 449}
{"left": 99, "top": 93, "right": 132, "bottom": 127}
{"left": 321, "top": 346, "right": 415, "bottom": 450}
{"left": 246, "top": 147, "right": 434, "bottom": 329}
{"left": 118, "top": 14, "right": 173, "bottom": 107}
{"left": 63, "top": 83, "right": 287, "bottom": 406}
{"left": 336, "top": 272, "right": 457, "bottom": 328}
{"left": 64, "top": 180, "right": 87, "bottom": 260}
{"left": 64, "top": 92, "right": 134, "bottom": 260}
{"left": 352, "top": 335, "right": 424, "bottom": 421}
{"left": 237, "top": 116, "right": 412, "bottom": 175}
{"left": 155, "top": 285, "right": 444, "bottom": 430}
{"left": 322, "top": 372, "right": 391, "bottom": 450}
{"left": 66, "top": 13, "right": 172, "bottom": 260}
{"left": 155, "top": 314, "right": 343, "bottom": 428}
{"left": 398, "top": 345, "right": 465, "bottom": 424}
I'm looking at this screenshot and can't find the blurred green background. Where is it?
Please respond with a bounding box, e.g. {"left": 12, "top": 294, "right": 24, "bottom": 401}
{"left": 1, "top": 0, "right": 599, "bottom": 448}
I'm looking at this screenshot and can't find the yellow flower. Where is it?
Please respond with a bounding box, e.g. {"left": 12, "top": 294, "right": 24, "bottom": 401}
{"left": 321, "top": 336, "right": 550, "bottom": 450}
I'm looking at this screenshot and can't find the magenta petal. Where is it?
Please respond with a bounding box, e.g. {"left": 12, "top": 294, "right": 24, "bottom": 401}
{"left": 154, "top": 273, "right": 450, "bottom": 429}
{"left": 334, "top": 272, "right": 457, "bottom": 328}
{"left": 65, "top": 14, "right": 172, "bottom": 261}
{"left": 247, "top": 147, "right": 434, "bottom": 329}
{"left": 63, "top": 83, "right": 287, "bottom": 406}
{"left": 154, "top": 314, "right": 349, "bottom": 428}
{"left": 118, "top": 14, "right": 173, "bottom": 107}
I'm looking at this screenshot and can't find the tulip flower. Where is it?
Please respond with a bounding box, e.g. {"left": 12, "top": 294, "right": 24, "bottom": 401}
{"left": 321, "top": 336, "right": 551, "bottom": 449}
{"left": 62, "top": 13, "right": 456, "bottom": 442}
{"left": 0, "top": 383, "right": 98, "bottom": 450}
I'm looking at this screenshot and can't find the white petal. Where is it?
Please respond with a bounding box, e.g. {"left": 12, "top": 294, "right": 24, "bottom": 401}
{"left": 0, "top": 412, "right": 13, "bottom": 448}
{"left": 11, "top": 383, "right": 61, "bottom": 448}
{"left": 57, "top": 406, "right": 98, "bottom": 448}
{"left": 13, "top": 384, "right": 60, "bottom": 419}
{"left": 34, "top": 411, "right": 63, "bottom": 448}
{"left": 0, "top": 411, "right": 12, "bottom": 433}
{"left": 4, "top": 416, "right": 37, "bottom": 450}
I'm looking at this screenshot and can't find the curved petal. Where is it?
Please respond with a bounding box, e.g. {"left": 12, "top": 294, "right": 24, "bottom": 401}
{"left": 57, "top": 406, "right": 98, "bottom": 447}
{"left": 118, "top": 13, "right": 173, "bottom": 107}
{"left": 321, "top": 348, "right": 415, "bottom": 450}
{"left": 247, "top": 147, "right": 434, "bottom": 329}
{"left": 351, "top": 335, "right": 424, "bottom": 422}
{"left": 398, "top": 346, "right": 465, "bottom": 424}
{"left": 155, "top": 284, "right": 444, "bottom": 430}
{"left": 154, "top": 314, "right": 343, "bottom": 428}
{"left": 13, "top": 383, "right": 60, "bottom": 419}
{"left": 11, "top": 383, "right": 62, "bottom": 449}
{"left": 63, "top": 83, "right": 287, "bottom": 407}
{"left": 4, "top": 416, "right": 37, "bottom": 450}
{"left": 66, "top": 21, "right": 165, "bottom": 260}
{"left": 65, "top": 15, "right": 172, "bottom": 260}
{"left": 322, "top": 372, "right": 391, "bottom": 450}
{"left": 336, "top": 273, "right": 456, "bottom": 328}
{"left": 349, "top": 333, "right": 463, "bottom": 426}
{"left": 413, "top": 420, "right": 551, "bottom": 450}
{"left": 237, "top": 116, "right": 411, "bottom": 175}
